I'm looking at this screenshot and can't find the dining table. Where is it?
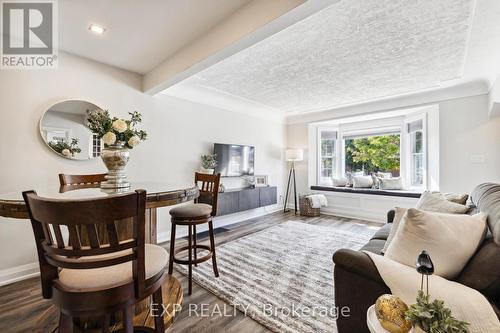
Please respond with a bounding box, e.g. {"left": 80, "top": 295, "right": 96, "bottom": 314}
{"left": 0, "top": 180, "right": 199, "bottom": 331}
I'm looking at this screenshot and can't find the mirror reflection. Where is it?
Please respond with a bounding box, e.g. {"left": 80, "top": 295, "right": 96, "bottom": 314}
{"left": 40, "top": 100, "right": 104, "bottom": 160}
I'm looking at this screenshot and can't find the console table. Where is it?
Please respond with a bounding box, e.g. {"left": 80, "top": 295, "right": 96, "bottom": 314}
{"left": 216, "top": 186, "right": 277, "bottom": 216}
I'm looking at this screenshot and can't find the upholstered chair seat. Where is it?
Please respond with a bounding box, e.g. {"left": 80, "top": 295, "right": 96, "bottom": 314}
{"left": 169, "top": 203, "right": 212, "bottom": 219}
{"left": 58, "top": 244, "right": 168, "bottom": 291}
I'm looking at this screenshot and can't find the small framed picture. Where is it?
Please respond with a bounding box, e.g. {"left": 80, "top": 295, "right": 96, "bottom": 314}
{"left": 254, "top": 175, "right": 268, "bottom": 187}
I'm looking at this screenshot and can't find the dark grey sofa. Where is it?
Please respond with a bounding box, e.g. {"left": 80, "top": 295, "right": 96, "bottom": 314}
{"left": 333, "top": 183, "right": 500, "bottom": 333}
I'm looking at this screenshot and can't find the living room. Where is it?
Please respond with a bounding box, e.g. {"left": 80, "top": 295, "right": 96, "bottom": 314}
{"left": 0, "top": 1, "right": 499, "bottom": 333}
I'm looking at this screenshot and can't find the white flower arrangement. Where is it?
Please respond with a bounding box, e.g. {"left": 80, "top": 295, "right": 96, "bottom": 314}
{"left": 102, "top": 132, "right": 117, "bottom": 145}
{"left": 112, "top": 119, "right": 128, "bottom": 133}
{"left": 85, "top": 110, "right": 147, "bottom": 149}
{"left": 128, "top": 136, "right": 140, "bottom": 147}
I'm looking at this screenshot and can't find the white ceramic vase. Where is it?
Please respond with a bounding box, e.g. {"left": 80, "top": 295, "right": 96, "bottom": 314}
{"left": 200, "top": 168, "right": 215, "bottom": 175}
{"left": 100, "top": 142, "right": 131, "bottom": 188}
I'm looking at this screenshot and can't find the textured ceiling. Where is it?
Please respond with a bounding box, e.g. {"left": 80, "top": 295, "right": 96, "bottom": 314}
{"left": 167, "top": 0, "right": 475, "bottom": 114}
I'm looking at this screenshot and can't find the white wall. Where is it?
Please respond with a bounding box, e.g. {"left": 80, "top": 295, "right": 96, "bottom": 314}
{"left": 0, "top": 52, "right": 285, "bottom": 285}
{"left": 286, "top": 93, "right": 500, "bottom": 219}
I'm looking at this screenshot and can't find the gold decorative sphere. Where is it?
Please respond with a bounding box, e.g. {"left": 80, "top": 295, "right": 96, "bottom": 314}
{"left": 375, "top": 294, "right": 412, "bottom": 333}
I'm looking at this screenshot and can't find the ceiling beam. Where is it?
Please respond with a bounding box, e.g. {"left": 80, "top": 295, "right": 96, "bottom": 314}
{"left": 143, "top": 0, "right": 335, "bottom": 95}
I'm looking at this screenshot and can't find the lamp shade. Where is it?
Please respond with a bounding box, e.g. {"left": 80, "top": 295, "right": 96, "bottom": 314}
{"left": 286, "top": 148, "right": 303, "bottom": 161}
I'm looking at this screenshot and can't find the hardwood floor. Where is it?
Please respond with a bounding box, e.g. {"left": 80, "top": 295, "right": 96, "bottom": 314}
{"left": 0, "top": 211, "right": 381, "bottom": 333}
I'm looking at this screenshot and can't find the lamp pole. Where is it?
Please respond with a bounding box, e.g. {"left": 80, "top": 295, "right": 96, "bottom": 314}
{"left": 284, "top": 160, "right": 297, "bottom": 214}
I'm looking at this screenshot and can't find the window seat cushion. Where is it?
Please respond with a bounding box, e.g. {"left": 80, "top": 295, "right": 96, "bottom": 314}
{"left": 310, "top": 186, "right": 421, "bottom": 198}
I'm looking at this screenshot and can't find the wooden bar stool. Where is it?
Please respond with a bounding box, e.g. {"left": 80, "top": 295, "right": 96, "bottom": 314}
{"left": 23, "top": 189, "right": 168, "bottom": 333}
{"left": 168, "top": 173, "right": 221, "bottom": 295}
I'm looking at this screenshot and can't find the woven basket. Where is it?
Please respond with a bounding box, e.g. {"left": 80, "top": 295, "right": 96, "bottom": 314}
{"left": 299, "top": 195, "right": 320, "bottom": 217}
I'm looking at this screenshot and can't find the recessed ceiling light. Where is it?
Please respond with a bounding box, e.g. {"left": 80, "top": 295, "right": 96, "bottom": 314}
{"left": 89, "top": 24, "right": 106, "bottom": 35}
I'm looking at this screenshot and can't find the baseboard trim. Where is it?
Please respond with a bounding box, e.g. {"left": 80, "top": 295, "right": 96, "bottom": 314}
{"left": 0, "top": 262, "right": 40, "bottom": 287}
{"left": 157, "top": 205, "right": 283, "bottom": 243}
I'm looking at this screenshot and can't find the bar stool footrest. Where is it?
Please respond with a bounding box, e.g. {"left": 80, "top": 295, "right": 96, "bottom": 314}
{"left": 173, "top": 244, "right": 213, "bottom": 265}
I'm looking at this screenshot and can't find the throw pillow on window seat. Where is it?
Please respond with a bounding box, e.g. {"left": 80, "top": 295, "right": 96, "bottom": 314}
{"left": 352, "top": 175, "right": 373, "bottom": 188}
{"left": 345, "top": 171, "right": 364, "bottom": 187}
{"left": 378, "top": 177, "right": 404, "bottom": 190}
{"left": 332, "top": 178, "right": 347, "bottom": 187}
{"left": 385, "top": 208, "right": 487, "bottom": 279}
{"left": 371, "top": 172, "right": 392, "bottom": 188}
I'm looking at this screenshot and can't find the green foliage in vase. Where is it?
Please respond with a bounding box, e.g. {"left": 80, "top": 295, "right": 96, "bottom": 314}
{"left": 85, "top": 109, "right": 147, "bottom": 149}
{"left": 405, "top": 290, "right": 469, "bottom": 333}
{"left": 48, "top": 138, "right": 82, "bottom": 157}
{"left": 201, "top": 153, "right": 217, "bottom": 169}
{"left": 345, "top": 134, "right": 400, "bottom": 173}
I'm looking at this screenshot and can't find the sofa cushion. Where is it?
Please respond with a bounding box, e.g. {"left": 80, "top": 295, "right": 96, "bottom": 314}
{"left": 360, "top": 239, "right": 386, "bottom": 254}
{"left": 458, "top": 239, "right": 500, "bottom": 304}
{"left": 371, "top": 224, "right": 392, "bottom": 241}
{"left": 471, "top": 183, "right": 500, "bottom": 245}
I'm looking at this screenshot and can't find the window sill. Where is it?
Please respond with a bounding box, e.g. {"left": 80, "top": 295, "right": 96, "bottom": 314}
{"left": 310, "top": 186, "right": 422, "bottom": 198}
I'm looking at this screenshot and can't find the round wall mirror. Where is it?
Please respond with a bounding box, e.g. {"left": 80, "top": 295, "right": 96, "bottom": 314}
{"left": 40, "top": 100, "right": 104, "bottom": 160}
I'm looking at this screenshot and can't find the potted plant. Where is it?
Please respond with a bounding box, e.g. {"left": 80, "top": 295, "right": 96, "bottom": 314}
{"left": 86, "top": 109, "right": 147, "bottom": 188}
{"left": 405, "top": 290, "right": 469, "bottom": 333}
{"left": 200, "top": 153, "right": 217, "bottom": 174}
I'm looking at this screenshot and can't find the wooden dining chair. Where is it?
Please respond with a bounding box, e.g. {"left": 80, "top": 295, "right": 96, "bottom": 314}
{"left": 58, "top": 173, "right": 107, "bottom": 186}
{"left": 168, "top": 173, "right": 221, "bottom": 295}
{"left": 23, "top": 189, "right": 168, "bottom": 333}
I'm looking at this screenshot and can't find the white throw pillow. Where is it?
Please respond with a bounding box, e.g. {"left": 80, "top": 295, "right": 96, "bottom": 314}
{"left": 385, "top": 208, "right": 487, "bottom": 279}
{"left": 378, "top": 177, "right": 404, "bottom": 190}
{"left": 332, "top": 178, "right": 347, "bottom": 187}
{"left": 381, "top": 207, "right": 407, "bottom": 254}
{"left": 416, "top": 191, "right": 468, "bottom": 214}
{"left": 352, "top": 175, "right": 373, "bottom": 188}
{"left": 346, "top": 171, "right": 364, "bottom": 187}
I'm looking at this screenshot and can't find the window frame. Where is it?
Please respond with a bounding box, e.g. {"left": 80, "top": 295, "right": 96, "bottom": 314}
{"left": 317, "top": 127, "right": 338, "bottom": 186}
{"left": 404, "top": 113, "right": 427, "bottom": 192}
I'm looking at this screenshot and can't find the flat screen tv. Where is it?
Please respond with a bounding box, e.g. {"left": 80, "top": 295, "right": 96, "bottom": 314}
{"left": 214, "top": 143, "right": 255, "bottom": 177}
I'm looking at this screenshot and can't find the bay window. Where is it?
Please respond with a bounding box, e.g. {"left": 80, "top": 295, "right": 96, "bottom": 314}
{"left": 312, "top": 107, "right": 433, "bottom": 192}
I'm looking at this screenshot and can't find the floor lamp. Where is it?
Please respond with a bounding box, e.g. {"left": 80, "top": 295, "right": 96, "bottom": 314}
{"left": 284, "top": 148, "right": 303, "bottom": 214}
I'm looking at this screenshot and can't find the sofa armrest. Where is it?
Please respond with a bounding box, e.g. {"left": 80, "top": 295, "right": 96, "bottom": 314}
{"left": 387, "top": 209, "right": 395, "bottom": 223}
{"left": 333, "top": 249, "right": 386, "bottom": 284}
{"left": 333, "top": 249, "right": 390, "bottom": 333}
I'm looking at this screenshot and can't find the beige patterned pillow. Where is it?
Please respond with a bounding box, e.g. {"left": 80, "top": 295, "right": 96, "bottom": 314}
{"left": 352, "top": 175, "right": 373, "bottom": 188}
{"left": 378, "top": 177, "right": 404, "bottom": 190}
{"left": 416, "top": 191, "right": 468, "bottom": 214}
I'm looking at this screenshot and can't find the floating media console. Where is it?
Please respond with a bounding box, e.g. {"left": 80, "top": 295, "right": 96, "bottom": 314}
{"left": 216, "top": 186, "right": 277, "bottom": 216}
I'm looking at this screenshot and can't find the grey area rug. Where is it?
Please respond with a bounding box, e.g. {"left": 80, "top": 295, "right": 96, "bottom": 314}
{"left": 175, "top": 221, "right": 377, "bottom": 333}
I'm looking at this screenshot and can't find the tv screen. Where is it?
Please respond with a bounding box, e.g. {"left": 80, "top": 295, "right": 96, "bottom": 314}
{"left": 214, "top": 143, "right": 255, "bottom": 177}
